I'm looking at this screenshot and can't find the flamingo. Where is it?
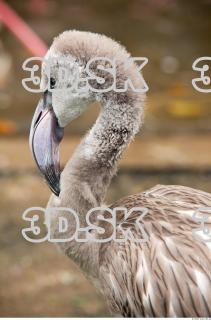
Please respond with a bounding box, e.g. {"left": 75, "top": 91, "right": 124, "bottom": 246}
{"left": 29, "top": 30, "right": 211, "bottom": 317}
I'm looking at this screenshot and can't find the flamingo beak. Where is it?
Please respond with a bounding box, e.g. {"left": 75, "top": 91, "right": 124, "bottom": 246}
{"left": 29, "top": 92, "right": 64, "bottom": 196}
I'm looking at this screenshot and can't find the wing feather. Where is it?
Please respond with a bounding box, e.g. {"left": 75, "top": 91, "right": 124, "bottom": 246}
{"left": 99, "top": 185, "right": 211, "bottom": 316}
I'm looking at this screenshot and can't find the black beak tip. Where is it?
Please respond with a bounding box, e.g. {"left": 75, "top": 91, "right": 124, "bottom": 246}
{"left": 47, "top": 180, "right": 61, "bottom": 197}
{"left": 43, "top": 164, "right": 61, "bottom": 197}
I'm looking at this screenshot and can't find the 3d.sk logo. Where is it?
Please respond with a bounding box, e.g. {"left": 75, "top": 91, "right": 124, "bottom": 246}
{"left": 22, "top": 56, "right": 149, "bottom": 93}
{"left": 22, "top": 56, "right": 211, "bottom": 94}
{"left": 21, "top": 206, "right": 149, "bottom": 243}
{"left": 192, "top": 206, "right": 211, "bottom": 242}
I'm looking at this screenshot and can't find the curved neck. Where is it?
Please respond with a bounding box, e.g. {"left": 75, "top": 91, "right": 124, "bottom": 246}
{"left": 63, "top": 93, "right": 143, "bottom": 205}
{"left": 48, "top": 93, "right": 144, "bottom": 278}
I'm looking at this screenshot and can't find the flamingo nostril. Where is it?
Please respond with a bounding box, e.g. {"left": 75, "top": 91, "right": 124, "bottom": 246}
{"left": 34, "top": 111, "right": 42, "bottom": 127}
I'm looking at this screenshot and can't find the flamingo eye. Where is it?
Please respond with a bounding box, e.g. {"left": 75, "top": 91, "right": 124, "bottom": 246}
{"left": 50, "top": 77, "right": 56, "bottom": 89}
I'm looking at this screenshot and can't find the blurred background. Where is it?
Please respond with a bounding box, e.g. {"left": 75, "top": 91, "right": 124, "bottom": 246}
{"left": 0, "top": 0, "right": 211, "bottom": 316}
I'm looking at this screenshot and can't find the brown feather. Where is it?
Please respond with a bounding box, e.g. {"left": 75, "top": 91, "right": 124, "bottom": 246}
{"left": 99, "top": 185, "right": 211, "bottom": 316}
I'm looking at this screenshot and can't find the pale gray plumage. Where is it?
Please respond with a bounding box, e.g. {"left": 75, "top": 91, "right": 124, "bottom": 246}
{"left": 31, "top": 30, "right": 211, "bottom": 317}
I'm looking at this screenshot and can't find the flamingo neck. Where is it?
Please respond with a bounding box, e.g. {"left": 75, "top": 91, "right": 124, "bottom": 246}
{"left": 47, "top": 93, "right": 143, "bottom": 277}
